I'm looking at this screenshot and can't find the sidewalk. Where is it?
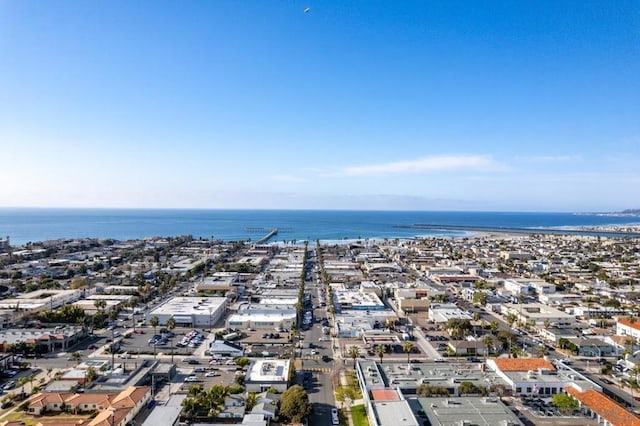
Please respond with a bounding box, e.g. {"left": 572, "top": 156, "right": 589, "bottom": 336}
{"left": 339, "top": 370, "right": 354, "bottom": 426}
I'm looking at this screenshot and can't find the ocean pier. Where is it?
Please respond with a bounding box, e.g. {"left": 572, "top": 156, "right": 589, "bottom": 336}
{"left": 255, "top": 228, "right": 279, "bottom": 244}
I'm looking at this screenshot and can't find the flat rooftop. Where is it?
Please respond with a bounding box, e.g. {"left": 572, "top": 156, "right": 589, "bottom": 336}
{"left": 372, "top": 400, "right": 419, "bottom": 426}
{"left": 246, "top": 359, "right": 290, "bottom": 383}
{"left": 359, "top": 360, "right": 507, "bottom": 391}
{"left": 413, "top": 397, "right": 524, "bottom": 426}
{"left": 148, "top": 297, "right": 227, "bottom": 316}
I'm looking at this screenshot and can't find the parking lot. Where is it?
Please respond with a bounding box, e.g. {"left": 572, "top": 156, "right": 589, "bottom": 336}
{"left": 102, "top": 326, "right": 208, "bottom": 358}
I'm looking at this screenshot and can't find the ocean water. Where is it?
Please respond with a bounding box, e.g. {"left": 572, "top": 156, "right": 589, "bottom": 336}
{"left": 0, "top": 208, "right": 639, "bottom": 246}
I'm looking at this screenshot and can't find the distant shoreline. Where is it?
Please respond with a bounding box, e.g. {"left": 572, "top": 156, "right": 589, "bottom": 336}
{"left": 396, "top": 223, "right": 640, "bottom": 238}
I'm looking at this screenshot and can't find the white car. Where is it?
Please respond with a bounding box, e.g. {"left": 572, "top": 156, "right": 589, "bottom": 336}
{"left": 184, "top": 376, "right": 200, "bottom": 382}
{"left": 331, "top": 408, "right": 339, "bottom": 425}
{"left": 205, "top": 371, "right": 220, "bottom": 377}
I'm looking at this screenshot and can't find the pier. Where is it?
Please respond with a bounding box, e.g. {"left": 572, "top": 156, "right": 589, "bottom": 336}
{"left": 255, "top": 228, "right": 279, "bottom": 244}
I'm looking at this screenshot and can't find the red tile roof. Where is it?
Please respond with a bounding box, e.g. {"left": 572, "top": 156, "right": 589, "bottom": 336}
{"left": 492, "top": 358, "right": 555, "bottom": 372}
{"left": 617, "top": 317, "right": 640, "bottom": 332}
{"left": 370, "top": 389, "right": 400, "bottom": 401}
{"left": 566, "top": 386, "right": 640, "bottom": 426}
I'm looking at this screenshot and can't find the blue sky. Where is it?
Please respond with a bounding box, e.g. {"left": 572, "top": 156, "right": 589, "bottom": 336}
{"left": 1, "top": 1, "right": 639, "bottom": 211}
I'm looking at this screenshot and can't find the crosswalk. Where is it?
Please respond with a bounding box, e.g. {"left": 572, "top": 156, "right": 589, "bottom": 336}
{"left": 300, "top": 367, "right": 332, "bottom": 373}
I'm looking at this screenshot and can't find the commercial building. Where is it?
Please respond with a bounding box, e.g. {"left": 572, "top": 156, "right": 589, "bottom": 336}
{"left": 245, "top": 359, "right": 291, "bottom": 392}
{"left": 0, "top": 289, "right": 84, "bottom": 314}
{"left": 145, "top": 297, "right": 227, "bottom": 327}
{"left": 500, "top": 303, "right": 575, "bottom": 328}
{"left": 486, "top": 358, "right": 600, "bottom": 396}
{"left": 226, "top": 311, "right": 296, "bottom": 331}
{"left": 0, "top": 326, "right": 86, "bottom": 353}
{"left": 415, "top": 397, "right": 524, "bottom": 426}
{"left": 334, "top": 289, "right": 386, "bottom": 311}
{"left": 428, "top": 304, "right": 473, "bottom": 323}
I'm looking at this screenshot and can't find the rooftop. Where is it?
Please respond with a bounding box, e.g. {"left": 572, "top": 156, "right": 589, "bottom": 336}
{"left": 147, "top": 296, "right": 227, "bottom": 316}
{"left": 246, "top": 359, "right": 290, "bottom": 383}
{"left": 414, "top": 396, "right": 524, "bottom": 426}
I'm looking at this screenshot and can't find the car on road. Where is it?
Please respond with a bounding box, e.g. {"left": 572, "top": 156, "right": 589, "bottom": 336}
{"left": 331, "top": 408, "right": 339, "bottom": 425}
{"left": 205, "top": 371, "right": 220, "bottom": 377}
{"left": 4, "top": 381, "right": 16, "bottom": 390}
{"left": 87, "top": 344, "right": 97, "bottom": 350}
{"left": 184, "top": 376, "right": 200, "bottom": 382}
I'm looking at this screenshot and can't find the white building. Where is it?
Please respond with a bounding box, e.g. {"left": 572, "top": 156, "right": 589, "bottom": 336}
{"left": 428, "top": 304, "right": 473, "bottom": 323}
{"left": 245, "top": 359, "right": 291, "bottom": 392}
{"left": 226, "top": 311, "right": 296, "bottom": 330}
{"left": 145, "top": 297, "right": 227, "bottom": 327}
{"left": 616, "top": 317, "right": 640, "bottom": 341}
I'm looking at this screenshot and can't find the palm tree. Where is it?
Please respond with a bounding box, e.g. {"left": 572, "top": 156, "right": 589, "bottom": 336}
{"left": 245, "top": 392, "right": 259, "bottom": 412}
{"left": 17, "top": 375, "right": 31, "bottom": 395}
{"left": 490, "top": 321, "right": 499, "bottom": 335}
{"left": 72, "top": 351, "right": 82, "bottom": 366}
{"left": 166, "top": 316, "right": 176, "bottom": 363}
{"left": 535, "top": 344, "right": 547, "bottom": 358}
{"left": 150, "top": 315, "right": 160, "bottom": 357}
{"left": 483, "top": 335, "right": 493, "bottom": 361}
{"left": 374, "top": 345, "right": 385, "bottom": 365}
{"left": 94, "top": 299, "right": 107, "bottom": 315}
{"left": 402, "top": 341, "right": 414, "bottom": 367}
{"left": 473, "top": 312, "right": 480, "bottom": 337}
{"left": 347, "top": 345, "right": 361, "bottom": 370}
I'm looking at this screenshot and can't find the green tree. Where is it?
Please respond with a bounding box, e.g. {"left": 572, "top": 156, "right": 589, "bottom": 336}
{"left": 85, "top": 366, "right": 98, "bottom": 384}
{"left": 490, "top": 321, "right": 499, "bottom": 335}
{"left": 472, "top": 291, "right": 488, "bottom": 306}
{"left": 245, "top": 392, "right": 259, "bottom": 411}
{"left": 402, "top": 341, "right": 414, "bottom": 366}
{"left": 374, "top": 345, "right": 386, "bottom": 365}
{"left": 149, "top": 315, "right": 159, "bottom": 357}
{"left": 458, "top": 381, "right": 486, "bottom": 395}
{"left": 94, "top": 299, "right": 107, "bottom": 315}
{"left": 348, "top": 345, "right": 361, "bottom": 370}
{"left": 166, "top": 316, "right": 176, "bottom": 363}
{"left": 150, "top": 315, "right": 159, "bottom": 335}
{"left": 235, "top": 357, "right": 250, "bottom": 368}
{"left": 280, "top": 385, "right": 312, "bottom": 423}
{"left": 417, "top": 384, "right": 449, "bottom": 397}
{"left": 72, "top": 351, "right": 82, "bottom": 365}
{"left": 447, "top": 318, "right": 472, "bottom": 339}
{"left": 552, "top": 393, "right": 579, "bottom": 415}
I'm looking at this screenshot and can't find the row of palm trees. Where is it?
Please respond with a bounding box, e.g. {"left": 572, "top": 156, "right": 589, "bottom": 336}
{"left": 347, "top": 340, "right": 417, "bottom": 368}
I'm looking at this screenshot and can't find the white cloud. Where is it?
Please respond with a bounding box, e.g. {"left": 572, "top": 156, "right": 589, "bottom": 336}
{"left": 515, "top": 155, "right": 581, "bottom": 162}
{"left": 343, "top": 154, "right": 505, "bottom": 176}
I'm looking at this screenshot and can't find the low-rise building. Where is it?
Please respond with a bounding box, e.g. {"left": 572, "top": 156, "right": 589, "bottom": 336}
{"left": 245, "top": 359, "right": 290, "bottom": 392}
{"left": 145, "top": 296, "right": 227, "bottom": 327}
{"left": 428, "top": 304, "right": 473, "bottom": 323}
